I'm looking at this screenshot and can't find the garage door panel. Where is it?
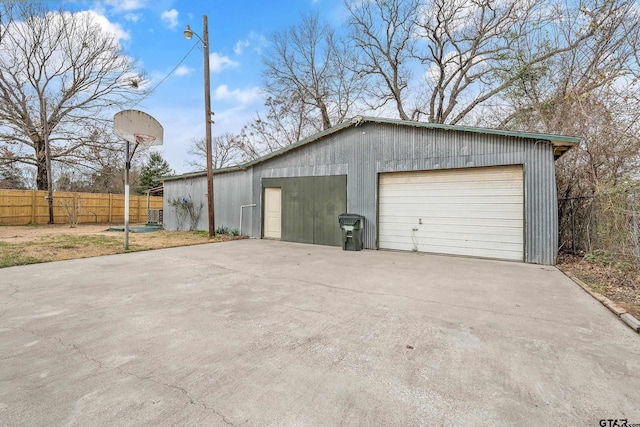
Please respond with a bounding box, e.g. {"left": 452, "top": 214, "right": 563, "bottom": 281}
{"left": 381, "top": 209, "right": 518, "bottom": 219}
{"left": 383, "top": 169, "right": 522, "bottom": 184}
{"left": 378, "top": 223, "right": 524, "bottom": 235}
{"left": 380, "top": 235, "right": 523, "bottom": 249}
{"left": 379, "top": 207, "right": 524, "bottom": 221}
{"left": 421, "top": 243, "right": 524, "bottom": 259}
{"left": 417, "top": 239, "right": 524, "bottom": 252}
{"left": 381, "top": 177, "right": 524, "bottom": 188}
{"left": 381, "top": 188, "right": 523, "bottom": 199}
{"left": 381, "top": 192, "right": 524, "bottom": 201}
{"left": 379, "top": 166, "right": 524, "bottom": 261}
{"left": 380, "top": 240, "right": 522, "bottom": 259}
{"left": 385, "top": 177, "right": 519, "bottom": 186}
{"left": 379, "top": 226, "right": 523, "bottom": 243}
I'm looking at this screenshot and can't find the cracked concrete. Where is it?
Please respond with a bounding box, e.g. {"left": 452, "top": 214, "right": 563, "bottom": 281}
{"left": 1, "top": 239, "right": 639, "bottom": 426}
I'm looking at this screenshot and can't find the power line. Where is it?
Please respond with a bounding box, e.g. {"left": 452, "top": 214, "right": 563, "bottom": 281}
{"left": 129, "top": 43, "right": 199, "bottom": 109}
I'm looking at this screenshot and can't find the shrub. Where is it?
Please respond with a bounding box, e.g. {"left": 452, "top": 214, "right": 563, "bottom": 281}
{"left": 215, "top": 225, "right": 230, "bottom": 235}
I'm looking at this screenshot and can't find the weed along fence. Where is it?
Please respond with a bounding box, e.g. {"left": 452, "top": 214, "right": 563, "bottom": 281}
{"left": 0, "top": 189, "right": 163, "bottom": 225}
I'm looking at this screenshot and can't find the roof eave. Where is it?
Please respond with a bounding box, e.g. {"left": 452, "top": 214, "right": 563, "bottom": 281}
{"left": 552, "top": 140, "right": 579, "bottom": 159}
{"left": 161, "top": 171, "right": 207, "bottom": 182}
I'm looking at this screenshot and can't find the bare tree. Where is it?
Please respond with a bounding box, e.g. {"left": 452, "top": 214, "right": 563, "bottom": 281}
{"left": 59, "top": 195, "right": 82, "bottom": 227}
{"left": 0, "top": 3, "right": 146, "bottom": 191}
{"left": 346, "top": 0, "right": 631, "bottom": 125}
{"left": 413, "top": 0, "right": 552, "bottom": 124}
{"left": 263, "top": 11, "right": 364, "bottom": 131}
{"left": 235, "top": 96, "right": 321, "bottom": 161}
{"left": 492, "top": 0, "right": 640, "bottom": 197}
{"left": 186, "top": 133, "right": 244, "bottom": 171}
{"left": 0, "top": 161, "right": 27, "bottom": 189}
{"left": 498, "top": 0, "right": 639, "bottom": 127}
{"left": 346, "top": 0, "right": 419, "bottom": 120}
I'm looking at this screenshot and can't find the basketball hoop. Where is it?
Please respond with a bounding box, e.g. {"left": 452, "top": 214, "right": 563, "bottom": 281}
{"left": 113, "top": 110, "right": 163, "bottom": 147}
{"left": 112, "top": 109, "right": 164, "bottom": 251}
{"left": 134, "top": 133, "right": 157, "bottom": 146}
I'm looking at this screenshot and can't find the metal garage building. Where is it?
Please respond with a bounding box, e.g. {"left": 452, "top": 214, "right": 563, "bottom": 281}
{"left": 163, "top": 116, "right": 579, "bottom": 265}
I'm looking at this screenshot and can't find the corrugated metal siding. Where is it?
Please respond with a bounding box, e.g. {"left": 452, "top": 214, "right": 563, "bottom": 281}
{"left": 163, "top": 170, "right": 255, "bottom": 234}
{"left": 214, "top": 169, "right": 254, "bottom": 235}
{"left": 174, "top": 121, "right": 558, "bottom": 264}
{"left": 163, "top": 176, "right": 208, "bottom": 231}
{"left": 524, "top": 141, "right": 558, "bottom": 265}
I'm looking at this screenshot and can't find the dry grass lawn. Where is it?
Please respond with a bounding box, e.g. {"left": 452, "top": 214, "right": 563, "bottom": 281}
{"left": 0, "top": 224, "right": 244, "bottom": 268}
{"left": 557, "top": 254, "right": 640, "bottom": 319}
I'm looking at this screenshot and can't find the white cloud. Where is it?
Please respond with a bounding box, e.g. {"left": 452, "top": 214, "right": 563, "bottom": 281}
{"left": 175, "top": 65, "right": 193, "bottom": 77}
{"left": 124, "top": 13, "right": 141, "bottom": 23}
{"left": 75, "top": 10, "right": 130, "bottom": 41}
{"left": 214, "top": 85, "right": 263, "bottom": 105}
{"left": 209, "top": 53, "right": 239, "bottom": 73}
{"left": 104, "top": 0, "right": 147, "bottom": 13}
{"left": 161, "top": 9, "right": 179, "bottom": 29}
{"left": 248, "top": 31, "right": 268, "bottom": 54}
{"left": 234, "top": 39, "right": 250, "bottom": 55}
{"left": 233, "top": 31, "right": 268, "bottom": 56}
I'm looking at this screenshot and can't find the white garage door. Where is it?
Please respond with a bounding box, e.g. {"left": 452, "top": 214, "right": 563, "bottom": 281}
{"left": 379, "top": 165, "right": 524, "bottom": 261}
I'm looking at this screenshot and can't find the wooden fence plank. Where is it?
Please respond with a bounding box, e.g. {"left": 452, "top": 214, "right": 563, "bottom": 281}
{"left": 0, "top": 189, "right": 163, "bottom": 225}
{"left": 31, "top": 190, "right": 36, "bottom": 223}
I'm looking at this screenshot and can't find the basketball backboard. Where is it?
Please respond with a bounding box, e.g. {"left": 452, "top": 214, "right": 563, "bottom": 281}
{"left": 113, "top": 109, "right": 163, "bottom": 147}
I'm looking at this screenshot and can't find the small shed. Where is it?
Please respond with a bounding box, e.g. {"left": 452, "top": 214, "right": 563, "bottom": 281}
{"left": 163, "top": 116, "right": 579, "bottom": 265}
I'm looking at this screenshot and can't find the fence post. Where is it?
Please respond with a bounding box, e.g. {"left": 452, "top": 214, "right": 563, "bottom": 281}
{"left": 108, "top": 193, "right": 112, "bottom": 223}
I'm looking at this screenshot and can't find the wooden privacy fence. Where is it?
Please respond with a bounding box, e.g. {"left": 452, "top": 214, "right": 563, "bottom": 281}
{"left": 0, "top": 189, "right": 163, "bottom": 225}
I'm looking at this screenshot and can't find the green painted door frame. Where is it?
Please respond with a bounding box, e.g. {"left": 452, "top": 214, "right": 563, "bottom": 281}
{"left": 262, "top": 175, "right": 347, "bottom": 246}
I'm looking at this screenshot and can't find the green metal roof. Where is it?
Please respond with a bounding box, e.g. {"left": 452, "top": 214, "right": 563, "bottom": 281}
{"left": 364, "top": 116, "right": 581, "bottom": 143}
{"left": 163, "top": 116, "right": 580, "bottom": 182}
{"left": 162, "top": 169, "right": 207, "bottom": 181}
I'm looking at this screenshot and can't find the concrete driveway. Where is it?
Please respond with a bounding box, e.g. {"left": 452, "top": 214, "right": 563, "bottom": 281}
{"left": 1, "top": 240, "right": 639, "bottom": 426}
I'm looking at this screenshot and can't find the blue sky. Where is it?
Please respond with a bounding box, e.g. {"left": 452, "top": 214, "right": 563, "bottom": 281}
{"left": 48, "top": 0, "right": 346, "bottom": 173}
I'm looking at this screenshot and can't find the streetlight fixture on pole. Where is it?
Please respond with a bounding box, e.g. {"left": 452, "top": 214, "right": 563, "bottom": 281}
{"left": 184, "top": 16, "right": 215, "bottom": 237}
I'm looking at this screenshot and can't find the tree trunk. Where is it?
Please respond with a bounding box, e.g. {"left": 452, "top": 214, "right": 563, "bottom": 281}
{"left": 397, "top": 98, "right": 409, "bottom": 121}
{"left": 318, "top": 99, "right": 332, "bottom": 130}
{"left": 35, "top": 139, "right": 48, "bottom": 191}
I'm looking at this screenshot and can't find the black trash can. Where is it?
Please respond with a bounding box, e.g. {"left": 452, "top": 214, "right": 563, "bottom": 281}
{"left": 338, "top": 213, "right": 364, "bottom": 251}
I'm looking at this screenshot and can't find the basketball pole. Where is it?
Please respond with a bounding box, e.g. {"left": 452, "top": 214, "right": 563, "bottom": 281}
{"left": 124, "top": 140, "right": 130, "bottom": 250}
{"left": 113, "top": 110, "right": 163, "bottom": 251}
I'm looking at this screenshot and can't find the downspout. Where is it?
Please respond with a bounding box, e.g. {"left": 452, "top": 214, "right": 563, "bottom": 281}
{"left": 240, "top": 204, "right": 256, "bottom": 236}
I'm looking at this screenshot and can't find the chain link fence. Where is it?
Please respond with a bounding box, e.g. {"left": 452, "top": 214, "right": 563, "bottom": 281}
{"left": 559, "top": 190, "right": 640, "bottom": 263}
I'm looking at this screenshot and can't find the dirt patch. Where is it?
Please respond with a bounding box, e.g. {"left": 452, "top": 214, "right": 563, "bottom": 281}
{"left": 0, "top": 223, "right": 114, "bottom": 243}
{"left": 557, "top": 253, "right": 640, "bottom": 319}
{"left": 0, "top": 224, "right": 245, "bottom": 268}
